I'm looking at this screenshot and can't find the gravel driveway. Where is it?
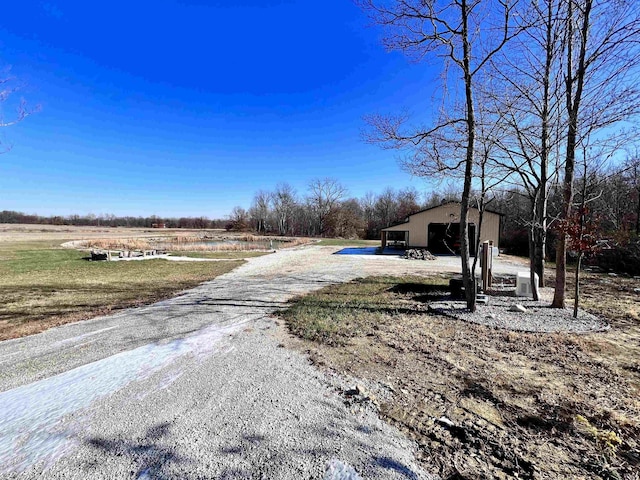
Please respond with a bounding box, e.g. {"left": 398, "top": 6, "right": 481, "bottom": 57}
{"left": 0, "top": 246, "right": 526, "bottom": 479}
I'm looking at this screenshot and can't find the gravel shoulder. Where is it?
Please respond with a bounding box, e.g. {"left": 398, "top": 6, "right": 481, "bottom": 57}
{"left": 429, "top": 286, "right": 609, "bottom": 333}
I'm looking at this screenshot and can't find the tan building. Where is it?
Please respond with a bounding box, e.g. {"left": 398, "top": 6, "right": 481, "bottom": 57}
{"left": 380, "top": 202, "right": 502, "bottom": 255}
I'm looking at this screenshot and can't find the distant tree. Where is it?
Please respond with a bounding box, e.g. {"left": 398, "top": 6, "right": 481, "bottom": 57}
{"left": 396, "top": 187, "right": 421, "bottom": 221}
{"left": 307, "top": 178, "right": 347, "bottom": 236}
{"left": 326, "top": 198, "right": 365, "bottom": 238}
{"left": 272, "top": 183, "right": 297, "bottom": 236}
{"left": 249, "top": 190, "right": 271, "bottom": 233}
{"left": 374, "top": 188, "right": 398, "bottom": 230}
{"left": 227, "top": 206, "right": 249, "bottom": 231}
{"left": 360, "top": 191, "right": 377, "bottom": 238}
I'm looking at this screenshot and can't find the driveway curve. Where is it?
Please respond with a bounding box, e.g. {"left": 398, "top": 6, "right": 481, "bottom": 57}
{"left": 0, "top": 246, "right": 525, "bottom": 479}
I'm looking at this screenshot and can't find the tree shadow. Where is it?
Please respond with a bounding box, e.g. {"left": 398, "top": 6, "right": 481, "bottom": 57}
{"left": 86, "top": 421, "right": 188, "bottom": 479}
{"left": 375, "top": 456, "right": 421, "bottom": 480}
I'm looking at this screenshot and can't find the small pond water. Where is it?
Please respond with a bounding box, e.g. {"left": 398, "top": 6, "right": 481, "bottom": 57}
{"left": 335, "top": 247, "right": 406, "bottom": 255}
{"left": 157, "top": 240, "right": 287, "bottom": 250}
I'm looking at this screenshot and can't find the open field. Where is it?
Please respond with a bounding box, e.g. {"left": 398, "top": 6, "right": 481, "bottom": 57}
{"left": 280, "top": 273, "right": 640, "bottom": 479}
{"left": 0, "top": 226, "right": 257, "bottom": 340}
{"left": 0, "top": 224, "right": 187, "bottom": 242}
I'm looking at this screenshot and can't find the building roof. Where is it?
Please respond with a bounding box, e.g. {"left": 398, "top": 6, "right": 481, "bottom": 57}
{"left": 381, "top": 201, "right": 503, "bottom": 231}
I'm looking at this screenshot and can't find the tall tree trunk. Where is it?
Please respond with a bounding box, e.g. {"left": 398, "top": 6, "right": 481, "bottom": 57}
{"left": 636, "top": 183, "right": 640, "bottom": 235}
{"left": 536, "top": 0, "right": 554, "bottom": 289}
{"left": 552, "top": 0, "right": 591, "bottom": 308}
{"left": 471, "top": 166, "right": 487, "bottom": 280}
{"left": 573, "top": 203, "right": 586, "bottom": 318}
{"left": 573, "top": 252, "right": 582, "bottom": 317}
{"left": 461, "top": 0, "right": 477, "bottom": 312}
{"left": 530, "top": 193, "right": 541, "bottom": 301}
{"left": 533, "top": 196, "right": 547, "bottom": 288}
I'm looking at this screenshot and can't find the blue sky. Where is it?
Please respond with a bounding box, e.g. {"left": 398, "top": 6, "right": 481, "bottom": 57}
{"left": 0, "top": 0, "right": 442, "bottom": 218}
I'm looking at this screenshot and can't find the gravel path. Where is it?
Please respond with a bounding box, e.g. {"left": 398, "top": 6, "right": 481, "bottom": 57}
{"left": 0, "top": 246, "right": 527, "bottom": 479}
{"left": 429, "top": 284, "right": 609, "bottom": 334}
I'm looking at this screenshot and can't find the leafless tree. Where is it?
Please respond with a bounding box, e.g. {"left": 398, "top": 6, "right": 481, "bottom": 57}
{"left": 228, "top": 206, "right": 249, "bottom": 231}
{"left": 326, "top": 198, "right": 365, "bottom": 238}
{"left": 307, "top": 178, "right": 347, "bottom": 236}
{"left": 374, "top": 187, "right": 398, "bottom": 229}
{"left": 0, "top": 66, "right": 38, "bottom": 153}
{"left": 622, "top": 154, "right": 640, "bottom": 235}
{"left": 272, "top": 183, "right": 297, "bottom": 236}
{"left": 485, "top": 0, "right": 566, "bottom": 299}
{"left": 552, "top": 0, "right": 640, "bottom": 308}
{"left": 359, "top": 0, "right": 522, "bottom": 311}
{"left": 360, "top": 191, "right": 377, "bottom": 237}
{"left": 249, "top": 190, "right": 271, "bottom": 234}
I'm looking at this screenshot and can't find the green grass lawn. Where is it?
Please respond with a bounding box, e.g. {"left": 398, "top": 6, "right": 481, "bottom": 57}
{"left": 0, "top": 240, "right": 242, "bottom": 340}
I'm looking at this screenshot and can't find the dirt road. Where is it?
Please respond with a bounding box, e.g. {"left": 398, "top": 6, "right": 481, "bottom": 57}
{"left": 0, "top": 246, "right": 525, "bottom": 479}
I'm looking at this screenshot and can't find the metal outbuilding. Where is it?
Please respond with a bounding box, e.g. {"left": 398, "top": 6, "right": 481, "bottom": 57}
{"left": 380, "top": 202, "right": 502, "bottom": 256}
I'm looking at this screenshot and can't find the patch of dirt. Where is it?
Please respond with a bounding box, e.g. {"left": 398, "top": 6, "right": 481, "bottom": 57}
{"left": 278, "top": 273, "right": 640, "bottom": 480}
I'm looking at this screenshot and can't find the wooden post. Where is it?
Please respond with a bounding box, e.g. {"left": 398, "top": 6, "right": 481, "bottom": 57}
{"left": 481, "top": 241, "right": 492, "bottom": 291}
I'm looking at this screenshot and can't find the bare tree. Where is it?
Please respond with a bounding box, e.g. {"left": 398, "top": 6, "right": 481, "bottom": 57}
{"left": 272, "top": 183, "right": 297, "bottom": 236}
{"left": 360, "top": 191, "right": 377, "bottom": 238}
{"left": 360, "top": 0, "right": 521, "bottom": 311}
{"left": 326, "top": 198, "right": 364, "bottom": 238}
{"left": 552, "top": 0, "right": 640, "bottom": 307}
{"left": 307, "top": 178, "right": 347, "bottom": 236}
{"left": 623, "top": 154, "right": 640, "bottom": 235}
{"left": 228, "top": 206, "right": 249, "bottom": 231}
{"left": 249, "top": 190, "right": 271, "bottom": 233}
{"left": 486, "top": 0, "right": 566, "bottom": 298}
{"left": 374, "top": 187, "right": 398, "bottom": 229}
{"left": 1, "top": 66, "right": 39, "bottom": 153}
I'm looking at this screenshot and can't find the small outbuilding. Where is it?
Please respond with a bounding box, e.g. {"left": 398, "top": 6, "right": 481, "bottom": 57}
{"left": 380, "top": 202, "right": 501, "bottom": 256}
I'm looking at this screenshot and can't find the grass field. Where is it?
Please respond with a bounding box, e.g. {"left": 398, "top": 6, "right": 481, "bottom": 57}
{"left": 0, "top": 240, "right": 242, "bottom": 340}
{"left": 281, "top": 274, "right": 640, "bottom": 479}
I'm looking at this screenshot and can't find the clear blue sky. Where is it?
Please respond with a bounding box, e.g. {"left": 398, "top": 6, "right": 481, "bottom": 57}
{"left": 0, "top": 0, "right": 441, "bottom": 218}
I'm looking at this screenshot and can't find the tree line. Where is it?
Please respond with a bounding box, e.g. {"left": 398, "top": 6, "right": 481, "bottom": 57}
{"left": 227, "top": 178, "right": 464, "bottom": 238}
{"left": 0, "top": 211, "right": 228, "bottom": 229}
{"left": 231, "top": 162, "right": 640, "bottom": 254}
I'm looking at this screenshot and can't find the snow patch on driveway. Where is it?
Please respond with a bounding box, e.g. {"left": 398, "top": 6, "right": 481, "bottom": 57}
{"left": 0, "top": 321, "right": 243, "bottom": 473}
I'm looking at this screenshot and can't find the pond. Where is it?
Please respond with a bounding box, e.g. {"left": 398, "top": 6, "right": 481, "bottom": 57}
{"left": 184, "top": 240, "right": 287, "bottom": 249}
{"left": 335, "top": 247, "right": 405, "bottom": 256}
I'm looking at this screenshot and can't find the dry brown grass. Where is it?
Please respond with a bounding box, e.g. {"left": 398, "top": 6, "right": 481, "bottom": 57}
{"left": 81, "top": 238, "right": 154, "bottom": 251}
{"left": 280, "top": 274, "right": 640, "bottom": 480}
{"left": 80, "top": 235, "right": 312, "bottom": 252}
{"left": 168, "top": 243, "right": 267, "bottom": 252}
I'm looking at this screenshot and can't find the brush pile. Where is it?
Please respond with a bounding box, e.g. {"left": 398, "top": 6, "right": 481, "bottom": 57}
{"left": 404, "top": 248, "right": 436, "bottom": 260}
